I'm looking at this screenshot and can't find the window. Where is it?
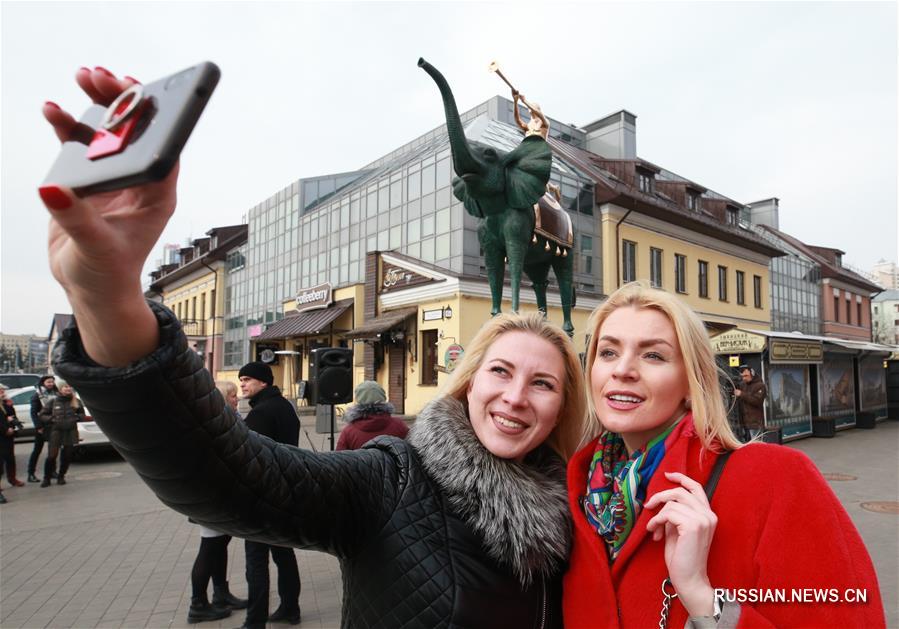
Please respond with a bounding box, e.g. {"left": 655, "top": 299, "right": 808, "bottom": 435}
{"left": 675, "top": 254, "right": 687, "bottom": 293}
{"left": 857, "top": 301, "right": 863, "bottom": 326}
{"left": 686, "top": 191, "right": 699, "bottom": 211}
{"left": 753, "top": 275, "right": 762, "bottom": 308}
{"left": 622, "top": 240, "right": 637, "bottom": 283}
{"left": 718, "top": 266, "right": 728, "bottom": 301}
{"left": 736, "top": 270, "right": 745, "bottom": 305}
{"left": 421, "top": 329, "right": 438, "bottom": 386}
{"left": 638, "top": 171, "right": 654, "bottom": 193}
{"left": 846, "top": 297, "right": 851, "bottom": 324}
{"left": 698, "top": 260, "right": 709, "bottom": 298}
{"left": 581, "top": 234, "right": 593, "bottom": 275}
{"left": 650, "top": 248, "right": 663, "bottom": 288}
{"left": 833, "top": 296, "right": 840, "bottom": 322}
{"left": 726, "top": 207, "right": 739, "bottom": 226}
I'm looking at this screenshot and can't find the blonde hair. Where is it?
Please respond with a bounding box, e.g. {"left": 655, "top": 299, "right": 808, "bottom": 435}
{"left": 215, "top": 380, "right": 239, "bottom": 412}
{"left": 441, "top": 312, "right": 587, "bottom": 460}
{"left": 583, "top": 282, "right": 742, "bottom": 452}
{"left": 215, "top": 380, "right": 238, "bottom": 399}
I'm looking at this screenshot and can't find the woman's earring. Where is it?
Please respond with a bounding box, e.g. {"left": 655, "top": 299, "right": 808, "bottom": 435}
{"left": 684, "top": 398, "right": 692, "bottom": 410}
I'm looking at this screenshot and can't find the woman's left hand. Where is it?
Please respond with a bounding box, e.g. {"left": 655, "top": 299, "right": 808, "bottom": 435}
{"left": 645, "top": 471, "right": 717, "bottom": 617}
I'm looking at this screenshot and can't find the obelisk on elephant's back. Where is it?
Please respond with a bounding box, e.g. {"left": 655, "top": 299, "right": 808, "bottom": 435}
{"left": 418, "top": 58, "right": 576, "bottom": 336}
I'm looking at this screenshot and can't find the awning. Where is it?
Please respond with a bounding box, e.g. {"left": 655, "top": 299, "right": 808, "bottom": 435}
{"left": 342, "top": 307, "right": 418, "bottom": 341}
{"left": 703, "top": 321, "right": 737, "bottom": 337}
{"left": 823, "top": 339, "right": 895, "bottom": 355}
{"left": 254, "top": 299, "right": 353, "bottom": 340}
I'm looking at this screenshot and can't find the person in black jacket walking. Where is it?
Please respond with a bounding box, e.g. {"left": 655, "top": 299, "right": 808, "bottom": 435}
{"left": 238, "top": 362, "right": 301, "bottom": 628}
{"left": 27, "top": 375, "right": 57, "bottom": 482}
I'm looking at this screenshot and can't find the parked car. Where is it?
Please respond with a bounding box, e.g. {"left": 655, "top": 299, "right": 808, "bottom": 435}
{"left": 6, "top": 386, "right": 112, "bottom": 456}
{"left": 0, "top": 373, "right": 40, "bottom": 389}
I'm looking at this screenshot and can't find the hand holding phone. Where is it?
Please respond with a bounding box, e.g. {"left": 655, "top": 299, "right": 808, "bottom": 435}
{"left": 43, "top": 62, "right": 219, "bottom": 195}
{"left": 38, "top": 64, "right": 218, "bottom": 367}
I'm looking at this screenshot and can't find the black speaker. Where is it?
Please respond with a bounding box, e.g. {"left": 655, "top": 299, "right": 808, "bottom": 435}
{"left": 310, "top": 347, "right": 353, "bottom": 405}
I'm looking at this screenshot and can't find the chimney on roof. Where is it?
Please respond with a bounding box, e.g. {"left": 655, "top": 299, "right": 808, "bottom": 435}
{"left": 582, "top": 110, "right": 637, "bottom": 159}
{"left": 746, "top": 198, "right": 780, "bottom": 230}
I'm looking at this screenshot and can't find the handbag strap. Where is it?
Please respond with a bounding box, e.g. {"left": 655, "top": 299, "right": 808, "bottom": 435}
{"left": 704, "top": 450, "right": 733, "bottom": 501}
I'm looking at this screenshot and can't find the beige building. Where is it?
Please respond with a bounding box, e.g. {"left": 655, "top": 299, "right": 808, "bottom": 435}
{"left": 147, "top": 225, "right": 247, "bottom": 379}
{"left": 549, "top": 133, "right": 783, "bottom": 333}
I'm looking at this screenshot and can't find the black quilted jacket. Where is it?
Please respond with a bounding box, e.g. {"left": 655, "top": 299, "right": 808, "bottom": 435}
{"left": 53, "top": 303, "right": 568, "bottom": 629}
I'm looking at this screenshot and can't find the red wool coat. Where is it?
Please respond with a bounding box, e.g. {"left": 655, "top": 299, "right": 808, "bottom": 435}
{"left": 563, "top": 416, "right": 885, "bottom": 628}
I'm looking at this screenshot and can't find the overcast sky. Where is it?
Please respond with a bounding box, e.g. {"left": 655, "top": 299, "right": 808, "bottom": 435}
{"left": 2, "top": 1, "right": 896, "bottom": 335}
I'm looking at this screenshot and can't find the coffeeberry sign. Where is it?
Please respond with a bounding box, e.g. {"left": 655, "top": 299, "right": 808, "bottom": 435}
{"left": 295, "top": 282, "right": 332, "bottom": 313}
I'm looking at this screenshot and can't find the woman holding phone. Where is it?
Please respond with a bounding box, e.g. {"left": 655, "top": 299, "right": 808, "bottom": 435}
{"left": 39, "top": 66, "right": 588, "bottom": 629}
{"left": 563, "top": 282, "right": 885, "bottom": 628}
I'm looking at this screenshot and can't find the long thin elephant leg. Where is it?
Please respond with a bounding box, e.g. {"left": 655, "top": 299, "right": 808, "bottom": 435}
{"left": 480, "top": 223, "right": 505, "bottom": 316}
{"left": 502, "top": 211, "right": 534, "bottom": 314}
{"left": 524, "top": 262, "right": 550, "bottom": 317}
{"left": 506, "top": 239, "right": 528, "bottom": 313}
{"left": 552, "top": 253, "right": 575, "bottom": 336}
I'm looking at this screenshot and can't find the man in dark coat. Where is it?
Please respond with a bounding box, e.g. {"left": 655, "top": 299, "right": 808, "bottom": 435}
{"left": 238, "top": 361, "right": 301, "bottom": 628}
{"left": 735, "top": 365, "right": 767, "bottom": 440}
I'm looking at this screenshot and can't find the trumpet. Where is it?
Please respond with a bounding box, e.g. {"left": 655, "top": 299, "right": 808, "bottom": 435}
{"left": 488, "top": 61, "right": 518, "bottom": 94}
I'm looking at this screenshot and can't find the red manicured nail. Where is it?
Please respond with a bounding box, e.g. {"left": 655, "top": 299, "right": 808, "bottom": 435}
{"left": 124, "top": 76, "right": 141, "bottom": 85}
{"left": 39, "top": 186, "right": 72, "bottom": 210}
{"left": 95, "top": 66, "right": 115, "bottom": 77}
{"left": 45, "top": 101, "right": 61, "bottom": 110}
{"left": 79, "top": 66, "right": 91, "bottom": 73}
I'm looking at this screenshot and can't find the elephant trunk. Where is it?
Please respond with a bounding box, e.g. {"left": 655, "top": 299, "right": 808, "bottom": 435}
{"left": 418, "top": 58, "right": 481, "bottom": 176}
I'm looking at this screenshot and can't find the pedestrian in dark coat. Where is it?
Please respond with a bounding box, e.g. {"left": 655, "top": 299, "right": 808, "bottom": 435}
{"left": 185, "top": 379, "right": 248, "bottom": 625}
{"left": 735, "top": 365, "right": 767, "bottom": 439}
{"left": 1, "top": 386, "right": 25, "bottom": 489}
{"left": 238, "top": 361, "right": 301, "bottom": 628}
{"left": 336, "top": 381, "right": 408, "bottom": 451}
{"left": 28, "top": 374, "right": 56, "bottom": 482}
{"left": 38, "top": 379, "right": 83, "bottom": 487}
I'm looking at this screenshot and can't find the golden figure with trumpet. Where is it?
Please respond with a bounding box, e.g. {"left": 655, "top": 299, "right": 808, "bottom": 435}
{"left": 489, "top": 61, "right": 549, "bottom": 140}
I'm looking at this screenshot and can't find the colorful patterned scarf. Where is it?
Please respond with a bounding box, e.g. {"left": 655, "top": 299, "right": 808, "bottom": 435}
{"left": 582, "top": 421, "right": 680, "bottom": 561}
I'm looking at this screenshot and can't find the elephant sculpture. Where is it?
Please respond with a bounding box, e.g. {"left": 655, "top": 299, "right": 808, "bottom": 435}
{"left": 418, "top": 58, "right": 575, "bottom": 335}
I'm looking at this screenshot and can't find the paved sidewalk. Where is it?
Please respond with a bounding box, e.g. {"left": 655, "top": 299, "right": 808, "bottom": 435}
{"left": 0, "top": 449, "right": 342, "bottom": 629}
{"left": 1, "top": 421, "right": 896, "bottom": 628}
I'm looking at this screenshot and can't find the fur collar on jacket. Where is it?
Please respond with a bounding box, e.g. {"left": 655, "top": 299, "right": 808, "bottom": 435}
{"left": 408, "top": 395, "right": 570, "bottom": 587}
{"left": 344, "top": 401, "right": 395, "bottom": 423}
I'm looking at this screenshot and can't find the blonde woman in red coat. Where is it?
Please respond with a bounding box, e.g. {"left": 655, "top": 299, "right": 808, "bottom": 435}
{"left": 564, "top": 283, "right": 885, "bottom": 628}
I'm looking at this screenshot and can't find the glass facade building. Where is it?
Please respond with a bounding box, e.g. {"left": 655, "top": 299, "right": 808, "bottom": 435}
{"left": 223, "top": 96, "right": 601, "bottom": 369}
{"left": 756, "top": 228, "right": 821, "bottom": 335}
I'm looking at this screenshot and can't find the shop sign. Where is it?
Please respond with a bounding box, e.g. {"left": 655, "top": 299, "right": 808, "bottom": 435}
{"left": 770, "top": 340, "right": 823, "bottom": 364}
{"left": 381, "top": 263, "right": 438, "bottom": 294}
{"left": 295, "top": 282, "right": 332, "bottom": 313}
{"left": 710, "top": 329, "right": 766, "bottom": 354}
{"left": 422, "top": 305, "right": 453, "bottom": 322}
{"left": 444, "top": 344, "right": 464, "bottom": 373}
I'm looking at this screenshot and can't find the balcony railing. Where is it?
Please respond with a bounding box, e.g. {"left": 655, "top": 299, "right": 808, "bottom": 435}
{"left": 180, "top": 319, "right": 207, "bottom": 337}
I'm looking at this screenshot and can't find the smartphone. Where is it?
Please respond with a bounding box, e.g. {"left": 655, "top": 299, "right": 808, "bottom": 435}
{"left": 43, "top": 61, "right": 220, "bottom": 195}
